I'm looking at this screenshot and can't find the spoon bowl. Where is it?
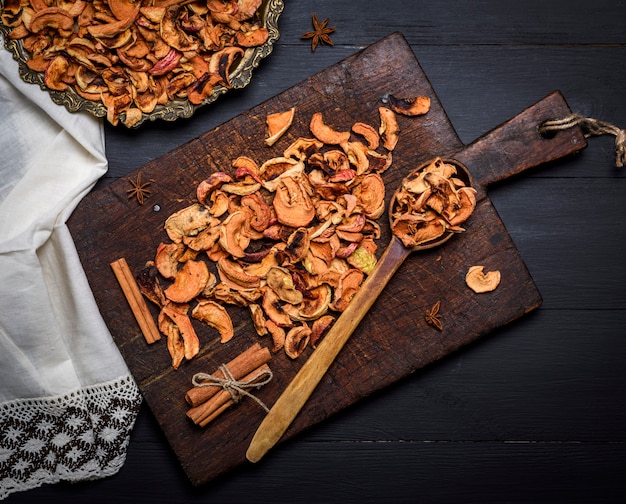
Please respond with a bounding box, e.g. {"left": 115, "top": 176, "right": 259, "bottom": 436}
{"left": 389, "top": 156, "right": 475, "bottom": 251}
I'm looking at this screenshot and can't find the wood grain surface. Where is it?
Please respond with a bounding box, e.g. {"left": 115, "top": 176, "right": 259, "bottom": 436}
{"left": 11, "top": 1, "right": 626, "bottom": 503}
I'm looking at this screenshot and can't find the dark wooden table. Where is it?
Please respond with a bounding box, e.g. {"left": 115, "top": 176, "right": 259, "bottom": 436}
{"left": 11, "top": 1, "right": 626, "bottom": 503}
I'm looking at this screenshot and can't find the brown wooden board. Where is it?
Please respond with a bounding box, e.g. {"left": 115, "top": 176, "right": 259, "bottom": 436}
{"left": 67, "top": 33, "right": 586, "bottom": 486}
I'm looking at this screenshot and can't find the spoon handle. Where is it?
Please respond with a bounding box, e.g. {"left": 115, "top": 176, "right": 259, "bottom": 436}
{"left": 246, "top": 236, "right": 410, "bottom": 463}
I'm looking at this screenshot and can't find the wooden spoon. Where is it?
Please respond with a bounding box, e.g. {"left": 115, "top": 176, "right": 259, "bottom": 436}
{"left": 246, "top": 158, "right": 474, "bottom": 463}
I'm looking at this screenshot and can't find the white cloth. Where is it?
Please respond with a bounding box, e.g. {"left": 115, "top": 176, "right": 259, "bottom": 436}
{"left": 0, "top": 36, "right": 141, "bottom": 499}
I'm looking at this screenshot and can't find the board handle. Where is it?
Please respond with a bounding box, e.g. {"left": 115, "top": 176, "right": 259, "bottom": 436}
{"left": 453, "top": 91, "right": 587, "bottom": 192}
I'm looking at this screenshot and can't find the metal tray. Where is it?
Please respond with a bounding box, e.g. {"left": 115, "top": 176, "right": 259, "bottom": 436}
{"left": 0, "top": 0, "right": 283, "bottom": 127}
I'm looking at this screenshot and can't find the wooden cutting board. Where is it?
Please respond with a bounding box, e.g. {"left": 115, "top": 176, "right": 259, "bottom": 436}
{"left": 67, "top": 32, "right": 586, "bottom": 486}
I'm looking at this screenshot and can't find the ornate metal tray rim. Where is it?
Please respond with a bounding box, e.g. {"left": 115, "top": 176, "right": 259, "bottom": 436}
{"left": 0, "top": 0, "right": 284, "bottom": 128}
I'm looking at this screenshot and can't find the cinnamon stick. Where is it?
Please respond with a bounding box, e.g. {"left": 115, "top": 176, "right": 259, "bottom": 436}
{"left": 110, "top": 257, "right": 161, "bottom": 344}
{"left": 185, "top": 342, "right": 271, "bottom": 407}
{"left": 187, "top": 363, "right": 272, "bottom": 427}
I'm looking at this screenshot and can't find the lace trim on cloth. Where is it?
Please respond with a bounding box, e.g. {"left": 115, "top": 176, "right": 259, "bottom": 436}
{"left": 0, "top": 374, "right": 142, "bottom": 500}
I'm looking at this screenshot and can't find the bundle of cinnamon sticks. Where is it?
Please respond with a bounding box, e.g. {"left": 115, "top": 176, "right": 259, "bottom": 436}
{"left": 186, "top": 343, "right": 273, "bottom": 427}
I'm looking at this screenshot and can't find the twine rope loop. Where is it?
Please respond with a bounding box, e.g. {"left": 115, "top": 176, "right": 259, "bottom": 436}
{"left": 192, "top": 364, "right": 273, "bottom": 412}
{"left": 539, "top": 114, "right": 626, "bottom": 167}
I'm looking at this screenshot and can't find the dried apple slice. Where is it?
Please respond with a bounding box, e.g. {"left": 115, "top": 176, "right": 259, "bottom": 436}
{"left": 217, "top": 257, "right": 261, "bottom": 291}
{"left": 191, "top": 299, "right": 234, "bottom": 343}
{"left": 187, "top": 72, "right": 219, "bottom": 105}
{"left": 310, "top": 112, "right": 350, "bottom": 145}
{"left": 383, "top": 94, "right": 431, "bottom": 116}
{"left": 310, "top": 314, "right": 335, "bottom": 347}
{"left": 354, "top": 173, "right": 385, "bottom": 219}
{"left": 378, "top": 106, "right": 400, "bottom": 151}
{"left": 219, "top": 211, "right": 253, "bottom": 258}
{"left": 294, "top": 284, "right": 332, "bottom": 321}
{"left": 259, "top": 157, "right": 304, "bottom": 191}
{"left": 249, "top": 303, "right": 268, "bottom": 336}
{"left": 108, "top": 0, "right": 141, "bottom": 22}
{"left": 196, "top": 172, "right": 233, "bottom": 205}
{"left": 154, "top": 242, "right": 185, "bottom": 279}
{"left": 160, "top": 5, "right": 198, "bottom": 52}
{"left": 465, "top": 266, "right": 501, "bottom": 293}
{"left": 244, "top": 250, "right": 280, "bottom": 278}
{"left": 43, "top": 55, "right": 70, "bottom": 91}
{"left": 330, "top": 269, "right": 364, "bottom": 312}
{"left": 236, "top": 26, "right": 269, "bottom": 47}
{"left": 284, "top": 324, "right": 311, "bottom": 359}
{"left": 265, "top": 319, "right": 286, "bottom": 352}
{"left": 183, "top": 225, "right": 221, "bottom": 252}
{"left": 273, "top": 176, "right": 316, "bottom": 228}
{"left": 266, "top": 267, "right": 303, "bottom": 305}
{"left": 448, "top": 186, "right": 477, "bottom": 227}
{"left": 209, "top": 46, "right": 244, "bottom": 88}
{"left": 1, "top": 0, "right": 22, "bottom": 28}
{"left": 87, "top": 2, "right": 140, "bottom": 38}
{"left": 352, "top": 122, "right": 380, "bottom": 150}
{"left": 136, "top": 263, "right": 167, "bottom": 307}
{"left": 265, "top": 106, "right": 296, "bottom": 147}
{"left": 241, "top": 193, "right": 273, "bottom": 232}
{"left": 165, "top": 204, "right": 215, "bottom": 243}
{"left": 149, "top": 48, "right": 182, "bottom": 76}
{"left": 232, "top": 156, "right": 262, "bottom": 183}
{"left": 262, "top": 287, "right": 293, "bottom": 327}
{"left": 284, "top": 137, "right": 323, "bottom": 161}
{"left": 29, "top": 7, "right": 74, "bottom": 34}
{"left": 391, "top": 214, "right": 446, "bottom": 248}
{"left": 158, "top": 309, "right": 185, "bottom": 369}
{"left": 160, "top": 301, "right": 200, "bottom": 364}
{"left": 342, "top": 141, "right": 370, "bottom": 174}
{"left": 164, "top": 259, "right": 210, "bottom": 303}
{"left": 233, "top": 0, "right": 263, "bottom": 20}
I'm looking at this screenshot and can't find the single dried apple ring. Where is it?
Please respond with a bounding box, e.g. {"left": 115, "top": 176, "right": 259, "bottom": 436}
{"left": 351, "top": 122, "right": 380, "bottom": 150}
{"left": 29, "top": 8, "right": 74, "bottom": 34}
{"left": 355, "top": 173, "right": 386, "bottom": 219}
{"left": 162, "top": 305, "right": 200, "bottom": 367}
{"left": 273, "top": 176, "right": 316, "bottom": 228}
{"left": 241, "top": 192, "right": 273, "bottom": 232}
{"left": 378, "top": 106, "right": 400, "bottom": 151}
{"left": 155, "top": 242, "right": 185, "bottom": 279}
{"left": 284, "top": 325, "right": 311, "bottom": 359}
{"left": 219, "top": 210, "right": 254, "bottom": 258}
{"left": 293, "top": 284, "right": 332, "bottom": 321}
{"left": 191, "top": 299, "right": 235, "bottom": 343}
{"left": 1, "top": 1, "right": 22, "bottom": 28}
{"left": 309, "top": 112, "right": 350, "bottom": 145}
{"left": 465, "top": 265, "right": 501, "bottom": 293}
{"left": 217, "top": 257, "right": 261, "bottom": 291}
{"left": 265, "top": 106, "right": 296, "bottom": 147}
{"left": 382, "top": 94, "right": 431, "bottom": 117}
{"left": 266, "top": 267, "right": 303, "bottom": 305}
{"left": 165, "top": 203, "right": 215, "bottom": 243}
{"left": 164, "top": 259, "right": 211, "bottom": 304}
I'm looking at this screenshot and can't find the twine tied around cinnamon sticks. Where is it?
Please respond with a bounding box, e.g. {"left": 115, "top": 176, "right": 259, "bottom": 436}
{"left": 539, "top": 114, "right": 626, "bottom": 167}
{"left": 186, "top": 343, "right": 273, "bottom": 428}
{"left": 192, "top": 364, "right": 273, "bottom": 411}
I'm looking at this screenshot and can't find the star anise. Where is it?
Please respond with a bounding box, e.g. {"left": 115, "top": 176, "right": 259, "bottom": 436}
{"left": 301, "top": 14, "right": 335, "bottom": 52}
{"left": 424, "top": 300, "right": 443, "bottom": 331}
{"left": 126, "top": 172, "right": 152, "bottom": 205}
